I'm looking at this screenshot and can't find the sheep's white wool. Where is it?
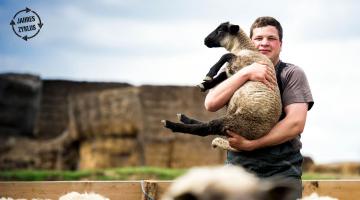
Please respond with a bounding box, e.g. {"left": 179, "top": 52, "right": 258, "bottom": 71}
{"left": 59, "top": 192, "right": 109, "bottom": 200}
{"left": 300, "top": 193, "right": 338, "bottom": 200}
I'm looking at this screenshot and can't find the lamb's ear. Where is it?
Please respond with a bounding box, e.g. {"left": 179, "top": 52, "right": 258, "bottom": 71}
{"left": 257, "top": 179, "right": 299, "bottom": 200}
{"left": 174, "top": 192, "right": 198, "bottom": 200}
{"left": 229, "top": 25, "right": 239, "bottom": 35}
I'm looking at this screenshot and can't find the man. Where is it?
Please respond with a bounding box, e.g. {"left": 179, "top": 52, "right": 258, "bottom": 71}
{"left": 204, "top": 16, "right": 314, "bottom": 198}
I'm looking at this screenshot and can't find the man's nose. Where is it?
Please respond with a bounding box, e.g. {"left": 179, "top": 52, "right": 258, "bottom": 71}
{"left": 260, "top": 38, "right": 269, "bottom": 46}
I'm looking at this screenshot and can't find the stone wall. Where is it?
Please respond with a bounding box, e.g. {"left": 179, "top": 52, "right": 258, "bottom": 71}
{"left": 0, "top": 75, "right": 226, "bottom": 170}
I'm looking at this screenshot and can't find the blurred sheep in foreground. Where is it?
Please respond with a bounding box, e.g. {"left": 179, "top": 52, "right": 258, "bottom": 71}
{"left": 161, "top": 165, "right": 338, "bottom": 200}
{"left": 161, "top": 165, "right": 296, "bottom": 200}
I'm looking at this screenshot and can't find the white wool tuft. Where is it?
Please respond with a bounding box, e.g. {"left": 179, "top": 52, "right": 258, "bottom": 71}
{"left": 59, "top": 192, "right": 109, "bottom": 200}
{"left": 300, "top": 193, "right": 338, "bottom": 200}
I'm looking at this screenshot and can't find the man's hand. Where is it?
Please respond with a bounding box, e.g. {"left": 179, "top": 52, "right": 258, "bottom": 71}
{"left": 242, "top": 62, "right": 276, "bottom": 90}
{"left": 226, "top": 130, "right": 256, "bottom": 151}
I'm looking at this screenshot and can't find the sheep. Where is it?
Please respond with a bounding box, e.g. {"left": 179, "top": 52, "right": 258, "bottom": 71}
{"left": 161, "top": 165, "right": 298, "bottom": 200}
{"left": 301, "top": 193, "right": 338, "bottom": 200}
{"left": 161, "top": 165, "right": 339, "bottom": 200}
{"left": 59, "top": 192, "right": 109, "bottom": 200}
{"left": 162, "top": 22, "right": 282, "bottom": 151}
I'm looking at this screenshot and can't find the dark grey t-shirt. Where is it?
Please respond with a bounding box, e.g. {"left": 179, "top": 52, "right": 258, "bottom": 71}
{"left": 280, "top": 62, "right": 314, "bottom": 110}
{"left": 226, "top": 61, "right": 314, "bottom": 179}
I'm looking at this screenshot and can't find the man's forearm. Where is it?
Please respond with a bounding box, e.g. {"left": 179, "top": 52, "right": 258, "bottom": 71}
{"left": 250, "top": 104, "right": 308, "bottom": 150}
{"left": 251, "top": 118, "right": 302, "bottom": 149}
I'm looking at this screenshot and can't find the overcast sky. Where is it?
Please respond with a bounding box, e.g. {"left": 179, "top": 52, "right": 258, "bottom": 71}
{"left": 1, "top": 0, "right": 359, "bottom": 164}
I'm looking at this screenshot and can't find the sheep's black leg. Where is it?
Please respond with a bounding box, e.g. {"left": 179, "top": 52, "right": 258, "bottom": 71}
{"left": 204, "top": 53, "right": 235, "bottom": 81}
{"left": 162, "top": 119, "right": 224, "bottom": 137}
{"left": 177, "top": 113, "right": 203, "bottom": 124}
{"left": 197, "top": 71, "right": 228, "bottom": 92}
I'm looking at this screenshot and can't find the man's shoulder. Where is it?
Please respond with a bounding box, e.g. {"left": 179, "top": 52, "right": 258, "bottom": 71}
{"left": 281, "top": 62, "right": 306, "bottom": 78}
{"left": 282, "top": 62, "right": 301, "bottom": 71}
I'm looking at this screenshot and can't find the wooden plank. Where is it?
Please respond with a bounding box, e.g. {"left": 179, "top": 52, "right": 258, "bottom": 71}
{"left": 0, "top": 180, "right": 359, "bottom": 200}
{"left": 0, "top": 181, "right": 170, "bottom": 200}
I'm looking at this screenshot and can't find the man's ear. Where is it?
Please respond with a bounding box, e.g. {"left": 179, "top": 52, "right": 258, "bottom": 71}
{"left": 229, "top": 25, "right": 239, "bottom": 35}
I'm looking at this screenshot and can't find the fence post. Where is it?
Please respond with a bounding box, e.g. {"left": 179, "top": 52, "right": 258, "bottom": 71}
{"left": 141, "top": 180, "right": 158, "bottom": 200}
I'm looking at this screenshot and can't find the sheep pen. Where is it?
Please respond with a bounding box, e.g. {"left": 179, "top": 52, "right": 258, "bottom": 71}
{"left": 162, "top": 22, "right": 282, "bottom": 151}
{"left": 0, "top": 175, "right": 357, "bottom": 199}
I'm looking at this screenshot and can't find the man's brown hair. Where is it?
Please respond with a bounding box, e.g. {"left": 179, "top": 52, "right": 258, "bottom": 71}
{"left": 250, "top": 16, "right": 283, "bottom": 42}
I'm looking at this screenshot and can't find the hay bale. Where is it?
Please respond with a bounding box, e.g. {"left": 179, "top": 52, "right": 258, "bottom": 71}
{"left": 302, "top": 156, "right": 315, "bottom": 172}
{"left": 79, "top": 137, "right": 140, "bottom": 169}
{"left": 0, "top": 73, "right": 41, "bottom": 137}
{"left": 72, "top": 88, "right": 142, "bottom": 138}
{"left": 143, "top": 141, "right": 172, "bottom": 167}
{"left": 170, "top": 137, "right": 225, "bottom": 168}
{"left": 310, "top": 162, "right": 360, "bottom": 175}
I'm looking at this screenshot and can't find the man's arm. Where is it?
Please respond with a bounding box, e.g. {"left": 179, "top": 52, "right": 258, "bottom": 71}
{"left": 204, "top": 62, "right": 275, "bottom": 112}
{"left": 227, "top": 103, "right": 308, "bottom": 151}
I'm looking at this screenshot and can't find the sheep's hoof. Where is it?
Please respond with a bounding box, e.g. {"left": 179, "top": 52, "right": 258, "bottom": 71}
{"left": 203, "top": 76, "right": 213, "bottom": 81}
{"left": 211, "top": 137, "right": 239, "bottom": 152}
{"left": 196, "top": 83, "right": 206, "bottom": 92}
{"left": 161, "top": 120, "right": 167, "bottom": 126}
{"left": 176, "top": 113, "right": 182, "bottom": 121}
{"left": 211, "top": 137, "right": 226, "bottom": 149}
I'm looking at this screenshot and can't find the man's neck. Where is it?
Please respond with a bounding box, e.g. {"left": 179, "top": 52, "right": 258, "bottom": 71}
{"left": 272, "top": 58, "right": 280, "bottom": 67}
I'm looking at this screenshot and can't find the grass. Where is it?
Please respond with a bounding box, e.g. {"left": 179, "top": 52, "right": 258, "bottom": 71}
{"left": 302, "top": 172, "right": 360, "bottom": 180}
{"left": 0, "top": 167, "right": 187, "bottom": 181}
{"left": 0, "top": 167, "right": 356, "bottom": 181}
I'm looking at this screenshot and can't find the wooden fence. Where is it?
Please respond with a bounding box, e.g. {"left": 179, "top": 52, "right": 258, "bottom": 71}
{"left": 0, "top": 180, "right": 359, "bottom": 199}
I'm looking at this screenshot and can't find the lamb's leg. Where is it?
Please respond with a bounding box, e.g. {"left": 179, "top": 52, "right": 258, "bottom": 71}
{"left": 203, "top": 53, "right": 235, "bottom": 81}
{"left": 161, "top": 118, "right": 224, "bottom": 137}
{"left": 197, "top": 71, "right": 227, "bottom": 92}
{"left": 177, "top": 113, "right": 203, "bottom": 124}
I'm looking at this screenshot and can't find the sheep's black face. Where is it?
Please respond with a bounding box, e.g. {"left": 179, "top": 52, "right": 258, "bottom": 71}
{"left": 204, "top": 22, "right": 239, "bottom": 48}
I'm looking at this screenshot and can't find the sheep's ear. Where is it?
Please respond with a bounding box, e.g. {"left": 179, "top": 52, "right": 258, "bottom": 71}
{"left": 229, "top": 25, "right": 239, "bottom": 35}
{"left": 174, "top": 192, "right": 198, "bottom": 200}
{"left": 265, "top": 185, "right": 296, "bottom": 200}
{"left": 257, "top": 179, "right": 298, "bottom": 200}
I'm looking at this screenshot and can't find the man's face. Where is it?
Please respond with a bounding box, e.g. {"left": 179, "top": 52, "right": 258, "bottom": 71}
{"left": 251, "top": 25, "right": 282, "bottom": 64}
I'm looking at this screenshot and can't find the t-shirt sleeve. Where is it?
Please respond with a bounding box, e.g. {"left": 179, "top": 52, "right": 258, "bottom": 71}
{"left": 282, "top": 66, "right": 314, "bottom": 110}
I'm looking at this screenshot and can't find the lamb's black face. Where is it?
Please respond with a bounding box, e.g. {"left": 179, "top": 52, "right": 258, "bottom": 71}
{"left": 204, "top": 22, "right": 240, "bottom": 48}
